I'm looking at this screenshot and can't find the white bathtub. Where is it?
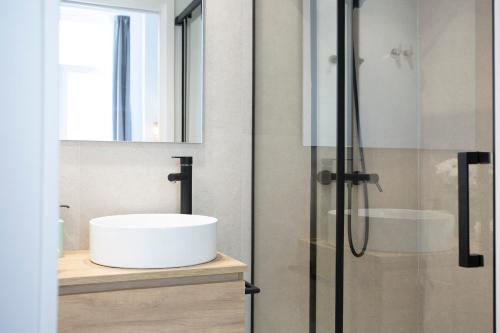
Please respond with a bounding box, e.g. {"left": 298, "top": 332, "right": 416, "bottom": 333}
{"left": 328, "top": 209, "right": 455, "bottom": 253}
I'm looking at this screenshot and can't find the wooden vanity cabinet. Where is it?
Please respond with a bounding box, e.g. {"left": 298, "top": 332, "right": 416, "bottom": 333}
{"left": 58, "top": 251, "right": 246, "bottom": 333}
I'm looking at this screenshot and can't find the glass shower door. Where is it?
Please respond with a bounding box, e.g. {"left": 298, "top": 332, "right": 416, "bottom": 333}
{"left": 254, "top": 0, "right": 339, "bottom": 332}
{"left": 254, "top": 0, "right": 493, "bottom": 332}
{"left": 342, "top": 0, "right": 494, "bottom": 332}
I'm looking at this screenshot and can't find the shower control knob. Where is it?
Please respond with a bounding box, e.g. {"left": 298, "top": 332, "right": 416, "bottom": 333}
{"left": 317, "top": 170, "right": 383, "bottom": 192}
{"left": 390, "top": 47, "right": 401, "bottom": 57}
{"left": 403, "top": 47, "right": 413, "bottom": 57}
{"left": 317, "top": 170, "right": 334, "bottom": 185}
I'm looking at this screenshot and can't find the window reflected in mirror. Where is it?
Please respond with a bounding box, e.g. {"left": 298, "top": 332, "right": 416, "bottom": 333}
{"left": 58, "top": 0, "right": 203, "bottom": 143}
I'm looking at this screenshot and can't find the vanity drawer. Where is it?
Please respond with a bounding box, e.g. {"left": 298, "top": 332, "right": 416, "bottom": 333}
{"left": 58, "top": 280, "right": 245, "bottom": 333}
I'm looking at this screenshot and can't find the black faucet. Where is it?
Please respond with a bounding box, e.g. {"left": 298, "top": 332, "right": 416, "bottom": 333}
{"left": 168, "top": 156, "right": 193, "bottom": 214}
{"left": 317, "top": 170, "right": 383, "bottom": 192}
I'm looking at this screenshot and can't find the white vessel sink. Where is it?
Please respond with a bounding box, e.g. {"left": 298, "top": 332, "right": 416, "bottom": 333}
{"left": 328, "top": 209, "right": 454, "bottom": 253}
{"left": 90, "top": 214, "right": 217, "bottom": 269}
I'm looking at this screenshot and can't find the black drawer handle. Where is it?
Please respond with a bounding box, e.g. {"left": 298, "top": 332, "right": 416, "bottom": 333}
{"left": 245, "top": 281, "right": 260, "bottom": 295}
{"left": 458, "top": 152, "right": 490, "bottom": 268}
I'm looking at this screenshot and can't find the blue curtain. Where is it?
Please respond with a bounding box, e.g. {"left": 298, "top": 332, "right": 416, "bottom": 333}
{"left": 112, "top": 15, "right": 131, "bottom": 141}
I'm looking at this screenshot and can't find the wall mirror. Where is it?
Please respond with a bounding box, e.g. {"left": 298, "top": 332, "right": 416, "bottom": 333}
{"left": 59, "top": 0, "right": 203, "bottom": 143}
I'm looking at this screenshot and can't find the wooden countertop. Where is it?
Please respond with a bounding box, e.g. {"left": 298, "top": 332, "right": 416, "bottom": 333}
{"left": 59, "top": 251, "right": 246, "bottom": 287}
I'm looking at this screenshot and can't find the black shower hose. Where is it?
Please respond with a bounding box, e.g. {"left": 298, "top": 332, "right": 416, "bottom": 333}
{"left": 347, "top": 42, "right": 370, "bottom": 258}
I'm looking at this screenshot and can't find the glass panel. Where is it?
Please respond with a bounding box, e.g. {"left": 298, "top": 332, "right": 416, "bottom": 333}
{"left": 344, "top": 1, "right": 493, "bottom": 333}
{"left": 255, "top": 0, "right": 493, "bottom": 332}
{"left": 254, "top": 0, "right": 338, "bottom": 331}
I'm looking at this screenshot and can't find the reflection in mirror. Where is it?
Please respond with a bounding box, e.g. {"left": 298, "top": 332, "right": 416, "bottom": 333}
{"left": 175, "top": 0, "right": 203, "bottom": 143}
{"left": 58, "top": 0, "right": 203, "bottom": 143}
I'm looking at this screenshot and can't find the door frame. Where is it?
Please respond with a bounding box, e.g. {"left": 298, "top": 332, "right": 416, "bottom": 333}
{"left": 494, "top": 0, "right": 499, "bottom": 331}
{"left": 0, "top": 0, "right": 59, "bottom": 332}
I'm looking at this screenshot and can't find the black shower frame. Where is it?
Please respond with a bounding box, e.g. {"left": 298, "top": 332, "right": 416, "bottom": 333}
{"left": 175, "top": 0, "right": 202, "bottom": 142}
{"left": 250, "top": 0, "right": 496, "bottom": 333}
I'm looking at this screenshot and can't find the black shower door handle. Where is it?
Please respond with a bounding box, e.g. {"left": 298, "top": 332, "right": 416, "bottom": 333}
{"left": 457, "top": 152, "right": 490, "bottom": 268}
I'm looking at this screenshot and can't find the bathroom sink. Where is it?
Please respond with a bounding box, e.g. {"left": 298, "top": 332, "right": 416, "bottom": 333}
{"left": 90, "top": 214, "right": 217, "bottom": 269}
{"left": 328, "top": 209, "right": 454, "bottom": 253}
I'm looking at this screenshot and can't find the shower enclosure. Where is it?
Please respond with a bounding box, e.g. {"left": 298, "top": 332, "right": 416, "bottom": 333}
{"left": 254, "top": 0, "right": 494, "bottom": 332}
